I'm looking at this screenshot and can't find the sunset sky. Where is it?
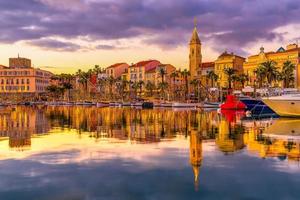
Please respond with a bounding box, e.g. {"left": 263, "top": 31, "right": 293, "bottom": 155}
{"left": 0, "top": 0, "right": 300, "bottom": 74}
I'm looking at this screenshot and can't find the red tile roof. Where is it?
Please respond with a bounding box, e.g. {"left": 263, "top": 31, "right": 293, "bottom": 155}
{"left": 134, "top": 60, "right": 160, "bottom": 67}
{"left": 202, "top": 62, "right": 214, "bottom": 69}
{"left": 107, "top": 63, "right": 127, "bottom": 69}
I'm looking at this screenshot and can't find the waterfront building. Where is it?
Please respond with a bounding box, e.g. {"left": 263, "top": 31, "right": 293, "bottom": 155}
{"left": 199, "top": 62, "right": 215, "bottom": 87}
{"left": 105, "top": 63, "right": 129, "bottom": 79}
{"left": 122, "top": 60, "right": 161, "bottom": 83}
{"left": 243, "top": 44, "right": 300, "bottom": 88}
{"left": 214, "top": 51, "right": 245, "bottom": 89}
{"left": 189, "top": 21, "right": 202, "bottom": 79}
{"left": 145, "top": 64, "right": 176, "bottom": 86}
{"left": 0, "top": 57, "right": 53, "bottom": 95}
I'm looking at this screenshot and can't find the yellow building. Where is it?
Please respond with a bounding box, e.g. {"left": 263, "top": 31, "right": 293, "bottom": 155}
{"left": 243, "top": 44, "right": 300, "bottom": 88}
{"left": 214, "top": 51, "right": 245, "bottom": 88}
{"left": 189, "top": 22, "right": 202, "bottom": 79}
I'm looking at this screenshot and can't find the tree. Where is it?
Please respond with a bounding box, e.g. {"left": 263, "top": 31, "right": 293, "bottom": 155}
{"left": 254, "top": 66, "right": 266, "bottom": 88}
{"left": 238, "top": 73, "right": 249, "bottom": 88}
{"left": 107, "top": 76, "right": 116, "bottom": 99}
{"left": 63, "top": 82, "right": 73, "bottom": 101}
{"left": 207, "top": 71, "right": 218, "bottom": 88}
{"left": 132, "top": 82, "right": 140, "bottom": 99}
{"left": 170, "top": 71, "right": 179, "bottom": 100}
{"left": 137, "top": 80, "right": 144, "bottom": 98}
{"left": 158, "top": 66, "right": 167, "bottom": 84}
{"left": 190, "top": 79, "right": 200, "bottom": 100}
{"left": 145, "top": 81, "right": 156, "bottom": 97}
{"left": 223, "top": 67, "right": 237, "bottom": 89}
{"left": 181, "top": 69, "right": 190, "bottom": 100}
{"left": 158, "top": 82, "right": 169, "bottom": 100}
{"left": 46, "top": 85, "right": 65, "bottom": 100}
{"left": 259, "top": 61, "right": 278, "bottom": 86}
{"left": 281, "top": 61, "right": 295, "bottom": 88}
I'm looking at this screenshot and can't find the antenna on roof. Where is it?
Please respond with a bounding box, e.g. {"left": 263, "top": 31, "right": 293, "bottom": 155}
{"left": 18, "top": 53, "right": 19, "bottom": 58}
{"left": 194, "top": 17, "right": 197, "bottom": 28}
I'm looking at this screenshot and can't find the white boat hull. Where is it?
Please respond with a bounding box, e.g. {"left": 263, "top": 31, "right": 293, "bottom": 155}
{"left": 263, "top": 99, "right": 300, "bottom": 117}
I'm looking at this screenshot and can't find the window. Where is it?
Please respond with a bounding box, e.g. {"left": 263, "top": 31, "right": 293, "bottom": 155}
{"left": 16, "top": 79, "right": 19, "bottom": 84}
{"left": 27, "top": 79, "right": 30, "bottom": 84}
{"left": 27, "top": 86, "right": 30, "bottom": 91}
{"left": 21, "top": 79, "right": 24, "bottom": 84}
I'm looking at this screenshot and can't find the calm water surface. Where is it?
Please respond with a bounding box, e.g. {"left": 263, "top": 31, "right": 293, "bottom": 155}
{"left": 0, "top": 106, "right": 300, "bottom": 200}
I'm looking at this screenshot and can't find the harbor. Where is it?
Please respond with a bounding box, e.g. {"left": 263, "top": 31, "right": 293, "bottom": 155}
{"left": 0, "top": 106, "right": 299, "bottom": 199}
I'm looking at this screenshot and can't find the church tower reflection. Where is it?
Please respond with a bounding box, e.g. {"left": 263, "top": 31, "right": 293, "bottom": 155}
{"left": 189, "top": 130, "right": 203, "bottom": 190}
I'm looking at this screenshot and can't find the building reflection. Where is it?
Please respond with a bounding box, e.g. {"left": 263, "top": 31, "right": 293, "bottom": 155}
{"left": 0, "top": 106, "right": 50, "bottom": 150}
{"left": 243, "top": 119, "right": 300, "bottom": 162}
{"left": 189, "top": 130, "right": 202, "bottom": 190}
{"left": 216, "top": 111, "right": 245, "bottom": 153}
{"left": 1, "top": 106, "right": 300, "bottom": 188}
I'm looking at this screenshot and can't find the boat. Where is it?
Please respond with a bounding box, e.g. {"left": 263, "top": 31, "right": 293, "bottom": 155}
{"left": 239, "top": 97, "right": 277, "bottom": 118}
{"left": 263, "top": 94, "right": 300, "bottom": 117}
{"left": 172, "top": 102, "right": 197, "bottom": 108}
{"left": 96, "top": 102, "right": 109, "bottom": 107}
{"left": 131, "top": 102, "right": 143, "bottom": 107}
{"left": 158, "top": 102, "right": 173, "bottom": 108}
{"left": 109, "top": 102, "right": 122, "bottom": 107}
{"left": 122, "top": 102, "right": 131, "bottom": 107}
{"left": 142, "top": 102, "right": 154, "bottom": 109}
{"left": 200, "top": 102, "right": 220, "bottom": 108}
{"left": 220, "top": 95, "right": 246, "bottom": 110}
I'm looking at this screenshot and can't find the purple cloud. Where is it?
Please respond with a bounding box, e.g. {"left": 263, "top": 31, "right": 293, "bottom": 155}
{"left": 28, "top": 39, "right": 81, "bottom": 51}
{"left": 0, "top": 0, "right": 299, "bottom": 54}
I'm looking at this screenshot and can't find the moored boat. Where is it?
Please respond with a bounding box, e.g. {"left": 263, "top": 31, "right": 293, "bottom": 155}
{"left": 172, "top": 102, "right": 198, "bottom": 108}
{"left": 240, "top": 97, "right": 277, "bottom": 118}
{"left": 221, "top": 95, "right": 246, "bottom": 110}
{"left": 263, "top": 94, "right": 300, "bottom": 117}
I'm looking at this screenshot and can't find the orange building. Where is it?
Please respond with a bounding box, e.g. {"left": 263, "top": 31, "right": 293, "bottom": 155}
{"left": 0, "top": 57, "right": 53, "bottom": 94}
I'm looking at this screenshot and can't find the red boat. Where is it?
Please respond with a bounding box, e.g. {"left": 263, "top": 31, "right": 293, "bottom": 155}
{"left": 221, "top": 95, "right": 246, "bottom": 110}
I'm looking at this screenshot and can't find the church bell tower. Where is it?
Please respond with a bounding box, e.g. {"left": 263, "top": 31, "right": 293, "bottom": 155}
{"left": 189, "top": 18, "right": 202, "bottom": 79}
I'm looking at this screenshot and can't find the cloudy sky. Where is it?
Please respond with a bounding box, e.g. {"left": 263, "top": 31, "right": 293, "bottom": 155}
{"left": 0, "top": 0, "right": 299, "bottom": 73}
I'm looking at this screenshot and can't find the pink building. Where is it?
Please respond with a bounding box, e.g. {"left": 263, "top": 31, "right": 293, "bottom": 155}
{"left": 106, "top": 63, "right": 129, "bottom": 79}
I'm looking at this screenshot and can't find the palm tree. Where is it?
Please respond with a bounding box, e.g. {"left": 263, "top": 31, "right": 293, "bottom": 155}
{"left": 119, "top": 79, "right": 129, "bottom": 100}
{"left": 158, "top": 66, "right": 167, "bottom": 84}
{"left": 207, "top": 71, "right": 218, "bottom": 88}
{"left": 281, "top": 61, "right": 295, "bottom": 88}
{"left": 107, "top": 76, "right": 116, "bottom": 99}
{"left": 181, "top": 69, "right": 190, "bottom": 100}
{"left": 132, "top": 82, "right": 140, "bottom": 99}
{"left": 190, "top": 79, "right": 200, "bottom": 101}
{"left": 158, "top": 82, "right": 168, "bottom": 100}
{"left": 145, "top": 81, "right": 156, "bottom": 97}
{"left": 254, "top": 66, "right": 266, "bottom": 88}
{"left": 63, "top": 82, "right": 73, "bottom": 101}
{"left": 238, "top": 73, "right": 249, "bottom": 88}
{"left": 137, "top": 80, "right": 144, "bottom": 98}
{"left": 259, "top": 61, "right": 278, "bottom": 86}
{"left": 223, "top": 67, "right": 237, "bottom": 89}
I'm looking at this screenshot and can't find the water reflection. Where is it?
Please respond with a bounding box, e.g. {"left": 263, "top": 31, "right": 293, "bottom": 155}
{"left": 0, "top": 106, "right": 300, "bottom": 197}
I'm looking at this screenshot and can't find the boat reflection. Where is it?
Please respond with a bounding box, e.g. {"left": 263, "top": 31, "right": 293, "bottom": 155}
{"left": 0, "top": 106, "right": 300, "bottom": 191}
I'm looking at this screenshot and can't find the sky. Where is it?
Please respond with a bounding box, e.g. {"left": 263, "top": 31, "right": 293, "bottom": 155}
{"left": 0, "top": 0, "right": 300, "bottom": 74}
